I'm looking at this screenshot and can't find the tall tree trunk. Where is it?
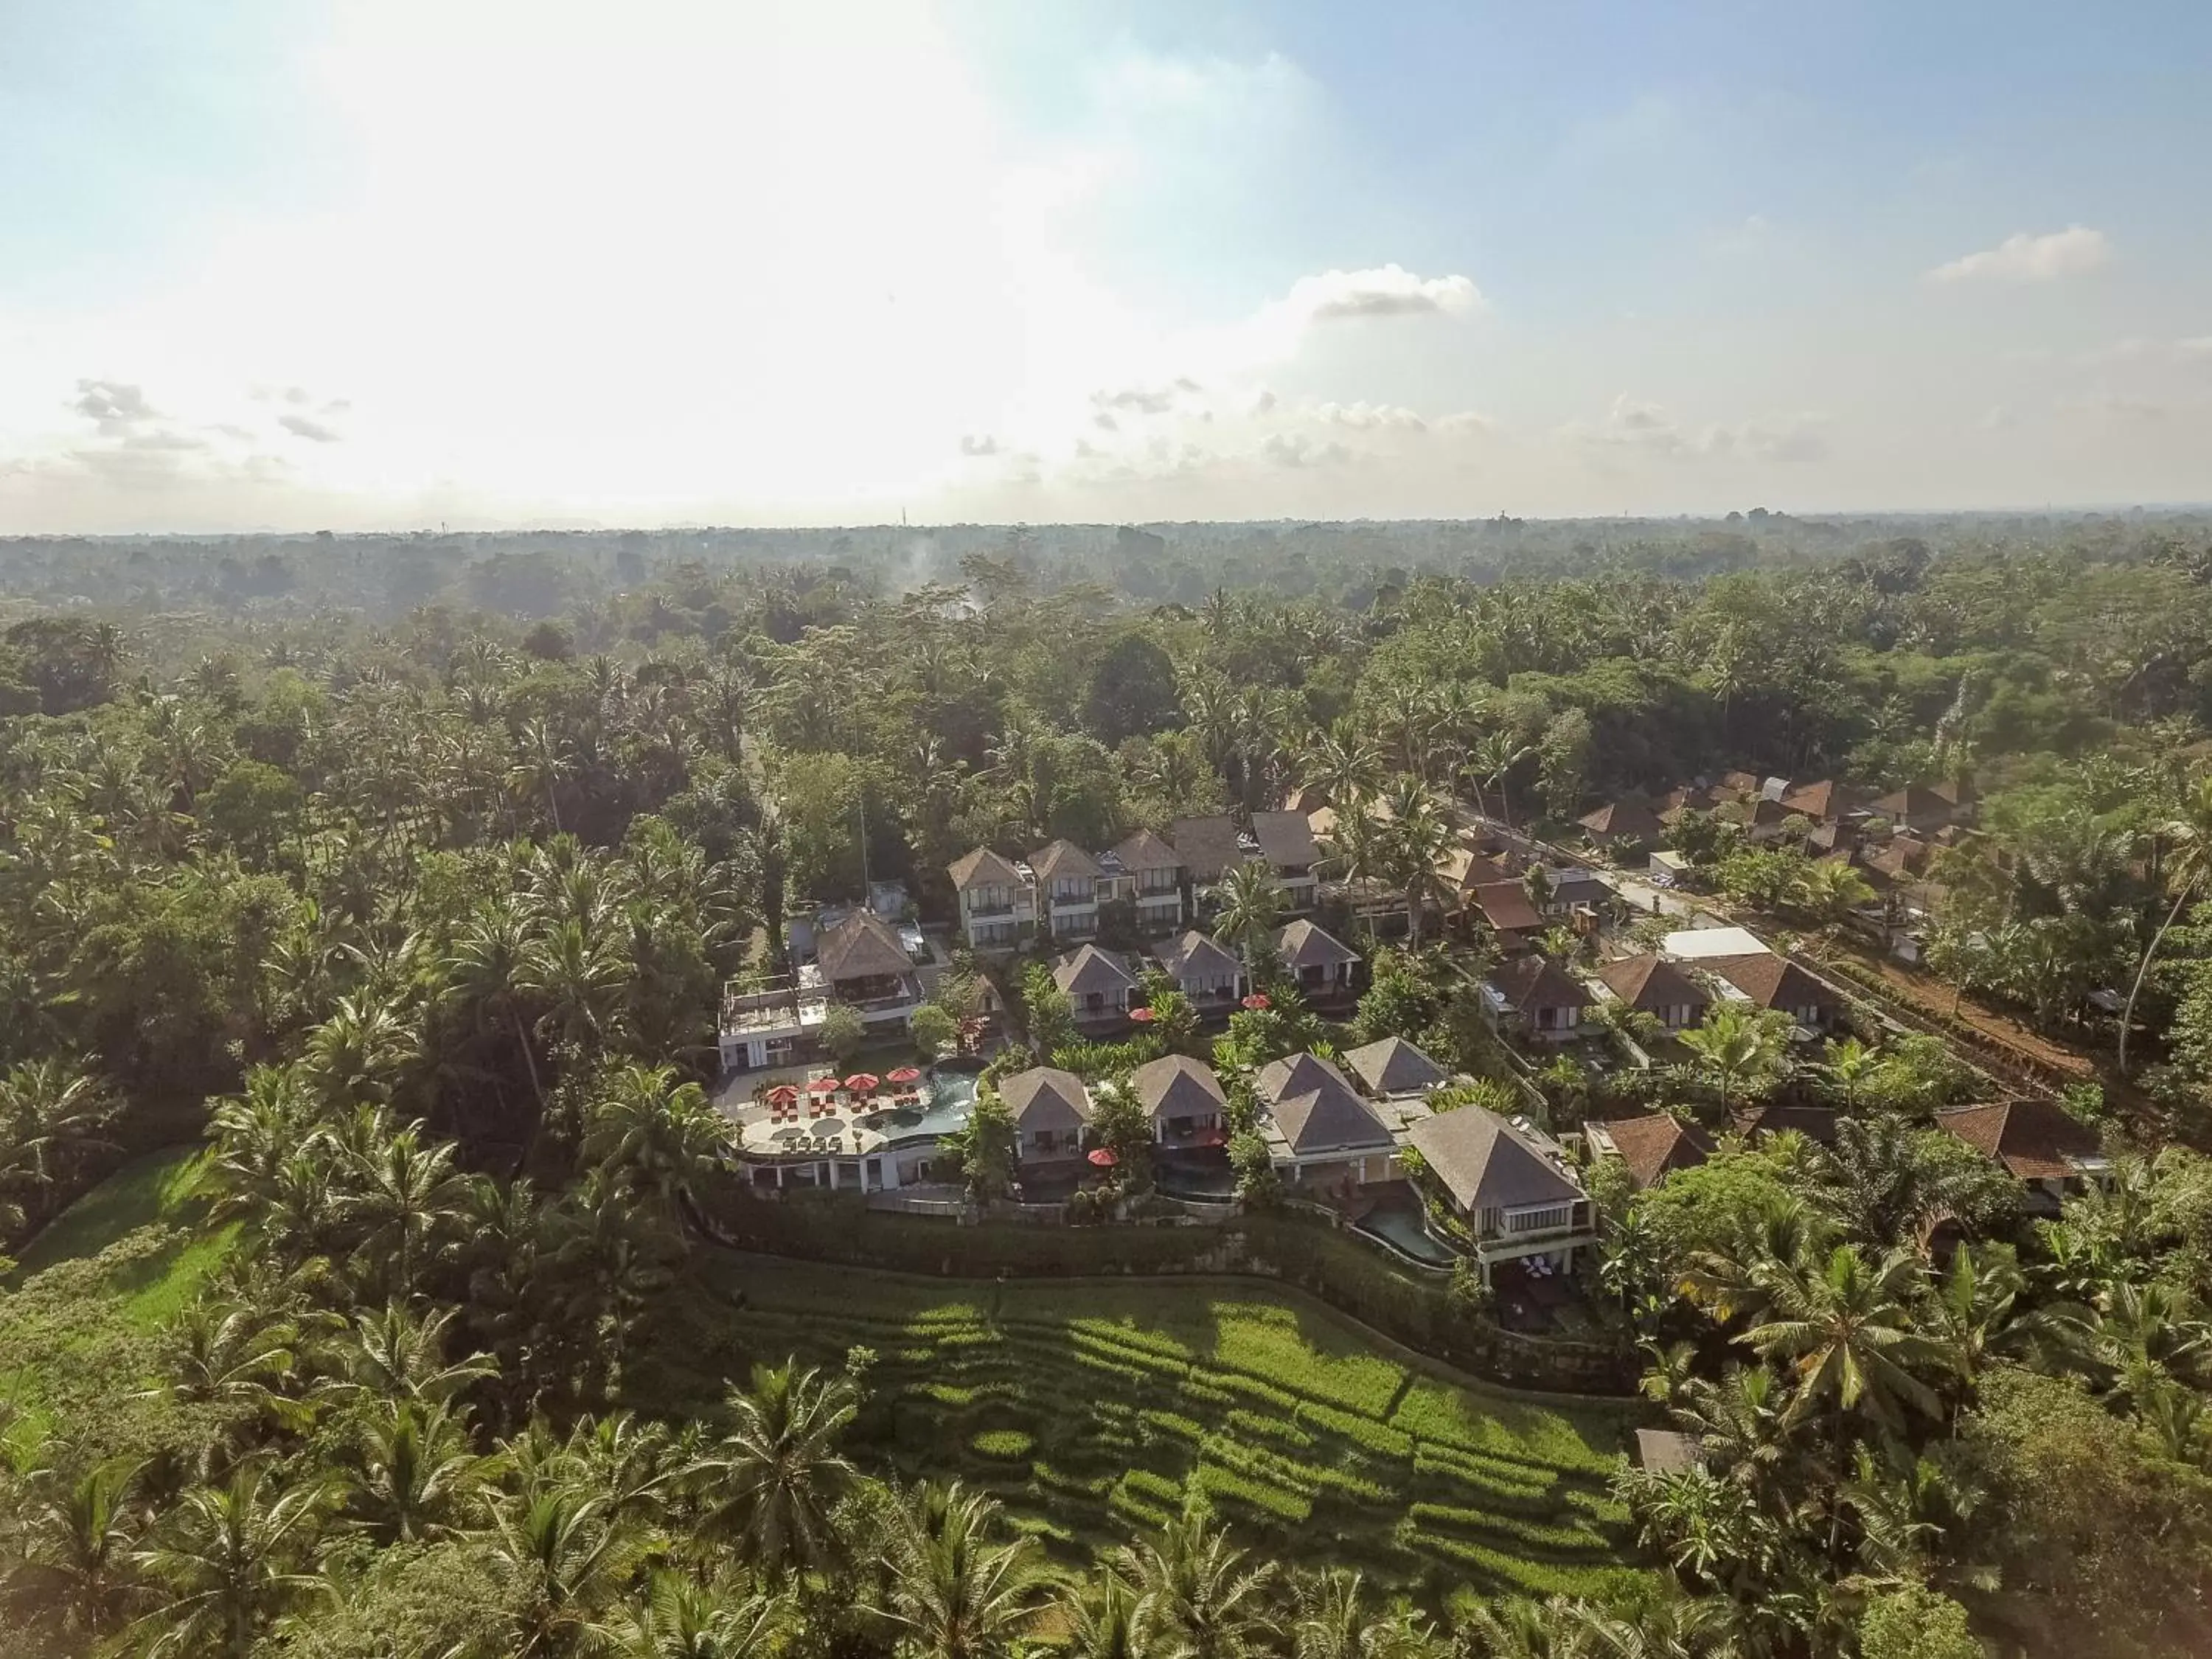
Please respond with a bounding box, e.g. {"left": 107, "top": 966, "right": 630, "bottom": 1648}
{"left": 2119, "top": 882, "right": 2194, "bottom": 1072}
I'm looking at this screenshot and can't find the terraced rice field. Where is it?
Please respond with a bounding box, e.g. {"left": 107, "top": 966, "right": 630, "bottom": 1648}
{"left": 693, "top": 1255, "right": 1650, "bottom": 1601}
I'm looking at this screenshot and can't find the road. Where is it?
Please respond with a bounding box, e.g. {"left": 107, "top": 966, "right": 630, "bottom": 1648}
{"left": 1460, "top": 811, "right": 1704, "bottom": 920}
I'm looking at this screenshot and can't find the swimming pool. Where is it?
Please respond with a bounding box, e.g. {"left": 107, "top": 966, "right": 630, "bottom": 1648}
{"left": 1155, "top": 1157, "right": 1237, "bottom": 1198}
{"left": 859, "top": 1071, "right": 976, "bottom": 1143}
{"left": 1353, "top": 1189, "right": 1461, "bottom": 1267}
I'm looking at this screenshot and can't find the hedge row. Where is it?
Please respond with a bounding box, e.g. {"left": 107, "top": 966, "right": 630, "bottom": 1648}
{"left": 690, "top": 1180, "right": 1636, "bottom": 1395}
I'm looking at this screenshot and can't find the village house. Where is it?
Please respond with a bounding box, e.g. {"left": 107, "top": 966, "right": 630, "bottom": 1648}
{"left": 1029, "top": 839, "right": 1104, "bottom": 942}
{"left": 1130, "top": 1054, "right": 1228, "bottom": 1146}
{"left": 1585, "top": 1113, "right": 1714, "bottom": 1189}
{"left": 1484, "top": 953, "right": 1591, "bottom": 1043}
{"left": 947, "top": 847, "right": 1030, "bottom": 951}
{"left": 1594, "top": 953, "right": 1710, "bottom": 1030}
{"left": 718, "top": 910, "right": 925, "bottom": 1073}
{"left": 1576, "top": 798, "right": 1663, "bottom": 849}
{"left": 1251, "top": 810, "right": 1322, "bottom": 911}
{"left": 1937, "top": 1099, "right": 2110, "bottom": 1208}
{"left": 1151, "top": 930, "right": 1245, "bottom": 1008}
{"left": 1703, "top": 953, "right": 1848, "bottom": 1032}
{"left": 1871, "top": 782, "right": 1976, "bottom": 834}
{"left": 1254, "top": 1051, "right": 1398, "bottom": 1189}
{"left": 1052, "top": 943, "right": 1140, "bottom": 1026}
{"left": 1340, "top": 1035, "right": 1448, "bottom": 1099}
{"left": 1099, "top": 828, "right": 1186, "bottom": 934}
{"left": 1404, "top": 1105, "right": 1596, "bottom": 1287}
{"left": 998, "top": 1066, "right": 1093, "bottom": 1164}
{"left": 1470, "top": 880, "right": 1543, "bottom": 952}
{"left": 1778, "top": 779, "right": 1866, "bottom": 824}
{"left": 1731, "top": 1103, "right": 1841, "bottom": 1145}
{"left": 1277, "top": 917, "right": 1362, "bottom": 998}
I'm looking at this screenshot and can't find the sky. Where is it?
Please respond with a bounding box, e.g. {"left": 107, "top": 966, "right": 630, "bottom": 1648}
{"left": 2, "top": 0, "right": 2209, "bottom": 532}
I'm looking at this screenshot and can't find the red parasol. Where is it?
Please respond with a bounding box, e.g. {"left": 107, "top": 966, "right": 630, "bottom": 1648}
{"left": 807, "top": 1077, "right": 841, "bottom": 1095}
{"left": 1241, "top": 992, "right": 1272, "bottom": 1010}
{"left": 1088, "top": 1147, "right": 1119, "bottom": 1167}
{"left": 844, "top": 1073, "right": 881, "bottom": 1093}
{"left": 765, "top": 1085, "right": 800, "bottom": 1105}
{"left": 886, "top": 1065, "right": 922, "bottom": 1085}
{"left": 1128, "top": 1006, "right": 1157, "bottom": 1023}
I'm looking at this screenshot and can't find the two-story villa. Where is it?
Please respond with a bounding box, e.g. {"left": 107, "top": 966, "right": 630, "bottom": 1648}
{"left": 1099, "top": 829, "right": 1186, "bottom": 933}
{"left": 948, "top": 847, "right": 1030, "bottom": 950}
{"left": 1405, "top": 1106, "right": 1595, "bottom": 1287}
{"left": 1028, "top": 839, "right": 1104, "bottom": 941}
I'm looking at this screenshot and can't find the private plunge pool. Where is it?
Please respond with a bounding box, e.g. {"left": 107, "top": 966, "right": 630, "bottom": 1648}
{"left": 857, "top": 1070, "right": 976, "bottom": 1144}
{"left": 1353, "top": 1188, "right": 1461, "bottom": 1268}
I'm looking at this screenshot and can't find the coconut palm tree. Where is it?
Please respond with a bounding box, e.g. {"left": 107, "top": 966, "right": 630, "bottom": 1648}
{"left": 319, "top": 1301, "right": 498, "bottom": 1408}
{"left": 1382, "top": 779, "right": 1457, "bottom": 950}
{"left": 447, "top": 899, "right": 550, "bottom": 1110}
{"left": 599, "top": 1571, "right": 793, "bottom": 1659}
{"left": 1453, "top": 1594, "right": 1599, "bottom": 1658}
{"left": 1116, "top": 1503, "right": 1279, "bottom": 1659}
{"left": 5, "top": 1456, "right": 145, "bottom": 1640}
{"left": 490, "top": 1483, "right": 645, "bottom": 1659}
{"left": 124, "top": 1463, "right": 327, "bottom": 1659}
{"left": 883, "top": 1481, "right": 1054, "bottom": 1659}
{"left": 337, "top": 1117, "right": 471, "bottom": 1297}
{"left": 1742, "top": 1242, "right": 1950, "bottom": 1551}
{"left": 519, "top": 917, "right": 636, "bottom": 1061}
{"left": 331, "top": 1399, "right": 483, "bottom": 1545}
{"left": 2119, "top": 771, "right": 2212, "bottom": 1070}
{"left": 694, "top": 1362, "right": 858, "bottom": 1580}
{"left": 1212, "top": 862, "right": 1285, "bottom": 964}
{"left": 0, "top": 1057, "right": 115, "bottom": 1197}
{"left": 1470, "top": 731, "right": 1534, "bottom": 831}
{"left": 1675, "top": 1005, "right": 1783, "bottom": 1114}
{"left": 581, "top": 1063, "right": 728, "bottom": 1237}
{"left": 509, "top": 717, "right": 574, "bottom": 834}
{"left": 1300, "top": 727, "right": 1384, "bottom": 807}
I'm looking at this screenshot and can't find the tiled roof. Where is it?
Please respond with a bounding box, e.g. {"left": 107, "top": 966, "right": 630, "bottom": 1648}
{"left": 1779, "top": 779, "right": 1864, "bottom": 821}
{"left": 1257, "top": 1053, "right": 1394, "bottom": 1155}
{"left": 815, "top": 911, "right": 916, "bottom": 984}
{"left": 1250, "top": 810, "right": 1321, "bottom": 867}
{"left": 1341, "top": 1036, "right": 1447, "bottom": 1096}
{"left": 1937, "top": 1100, "right": 2101, "bottom": 1181}
{"left": 1596, "top": 954, "right": 1710, "bottom": 1014}
{"left": 1704, "top": 953, "right": 1842, "bottom": 1013}
{"left": 1408, "top": 1107, "right": 1584, "bottom": 1212}
{"left": 1130, "top": 1054, "right": 1227, "bottom": 1119}
{"left": 1052, "top": 944, "right": 1138, "bottom": 999}
{"left": 1028, "top": 838, "right": 1102, "bottom": 884}
{"left": 1278, "top": 917, "right": 1360, "bottom": 971}
{"left": 1155, "top": 930, "right": 1242, "bottom": 982}
{"left": 1472, "top": 881, "right": 1542, "bottom": 932}
{"left": 948, "top": 846, "right": 1025, "bottom": 891}
{"left": 1578, "top": 799, "right": 1663, "bottom": 838}
{"left": 1170, "top": 815, "right": 1245, "bottom": 881}
{"left": 1489, "top": 953, "right": 1589, "bottom": 1014}
{"left": 1111, "top": 828, "right": 1182, "bottom": 872}
{"left": 1592, "top": 1113, "right": 1714, "bottom": 1189}
{"left": 998, "top": 1066, "right": 1093, "bottom": 1132}
{"left": 1872, "top": 783, "right": 1969, "bottom": 818}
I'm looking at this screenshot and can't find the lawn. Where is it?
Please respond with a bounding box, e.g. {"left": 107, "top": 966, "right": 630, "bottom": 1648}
{"left": 675, "top": 1253, "right": 1653, "bottom": 1603}
{"left": 1, "top": 1145, "right": 243, "bottom": 1465}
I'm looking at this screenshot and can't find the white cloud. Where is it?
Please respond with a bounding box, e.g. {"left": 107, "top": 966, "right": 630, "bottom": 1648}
{"left": 1927, "top": 225, "right": 2112, "bottom": 284}
{"left": 959, "top": 434, "right": 1001, "bottom": 456}
{"left": 1315, "top": 400, "right": 1427, "bottom": 431}
{"left": 279, "top": 412, "right": 344, "bottom": 443}
{"left": 1261, "top": 431, "right": 1352, "bottom": 469}
{"left": 1272, "top": 263, "right": 1482, "bottom": 324}
{"left": 1566, "top": 395, "right": 1829, "bottom": 463}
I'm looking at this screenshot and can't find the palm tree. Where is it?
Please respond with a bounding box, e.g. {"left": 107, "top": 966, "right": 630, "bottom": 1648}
{"left": 601, "top": 1571, "right": 793, "bottom": 1659}
{"left": 299, "top": 992, "right": 421, "bottom": 1110}
{"left": 1675, "top": 1004, "right": 1782, "bottom": 1114}
{"left": 7, "top": 1456, "right": 145, "bottom": 1640}
{"left": 694, "top": 1362, "right": 858, "bottom": 1579}
{"left": 884, "top": 1481, "right": 1054, "bottom": 1659}
{"left": 1742, "top": 1242, "right": 1950, "bottom": 1552}
{"left": 1212, "top": 862, "right": 1285, "bottom": 965}
{"left": 509, "top": 717, "right": 574, "bottom": 833}
{"left": 0, "top": 1057, "right": 116, "bottom": 1196}
{"left": 1815, "top": 1037, "right": 1880, "bottom": 1112}
{"left": 519, "top": 917, "right": 636, "bottom": 1060}
{"left": 1382, "top": 779, "right": 1456, "bottom": 949}
{"left": 332, "top": 1399, "right": 482, "bottom": 1544}
{"left": 1454, "top": 1594, "right": 1599, "bottom": 1658}
{"left": 1116, "top": 1503, "right": 1279, "bottom": 1659}
{"left": 2119, "top": 771, "right": 2212, "bottom": 1070}
{"left": 581, "top": 1063, "right": 728, "bottom": 1236}
{"left": 124, "top": 1463, "right": 327, "bottom": 1659}
{"left": 490, "top": 1484, "right": 644, "bottom": 1658}
{"left": 1573, "top": 1596, "right": 1738, "bottom": 1658}
{"left": 338, "top": 1116, "right": 470, "bottom": 1296}
{"left": 320, "top": 1301, "right": 498, "bottom": 1406}
{"left": 1300, "top": 727, "right": 1384, "bottom": 807}
{"left": 1470, "top": 731, "right": 1534, "bottom": 830}
{"left": 1062, "top": 1570, "right": 1143, "bottom": 1659}
{"left": 447, "top": 900, "right": 550, "bottom": 1110}
{"left": 1290, "top": 1566, "right": 1433, "bottom": 1659}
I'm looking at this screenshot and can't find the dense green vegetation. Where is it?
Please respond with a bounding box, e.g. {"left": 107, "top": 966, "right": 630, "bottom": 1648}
{"left": 7, "top": 512, "right": 2212, "bottom": 1655}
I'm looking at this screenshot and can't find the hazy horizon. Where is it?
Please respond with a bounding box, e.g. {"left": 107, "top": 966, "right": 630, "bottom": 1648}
{"left": 5, "top": 1, "right": 2209, "bottom": 534}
